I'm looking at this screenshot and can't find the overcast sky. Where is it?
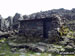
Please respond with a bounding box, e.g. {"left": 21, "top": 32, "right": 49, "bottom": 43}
{"left": 0, "top": 0, "right": 75, "bottom": 18}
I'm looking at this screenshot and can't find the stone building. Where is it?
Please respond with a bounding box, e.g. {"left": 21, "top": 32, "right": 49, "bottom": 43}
{"left": 19, "top": 15, "right": 64, "bottom": 38}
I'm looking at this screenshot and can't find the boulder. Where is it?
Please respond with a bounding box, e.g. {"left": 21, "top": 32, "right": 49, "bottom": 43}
{"left": 47, "top": 48, "right": 59, "bottom": 53}
{"left": 11, "top": 48, "right": 17, "bottom": 52}
{"left": 19, "top": 48, "right": 27, "bottom": 53}
{"left": 28, "top": 42, "right": 48, "bottom": 52}
{"left": 33, "top": 46, "right": 47, "bottom": 52}
{"left": 65, "top": 45, "right": 73, "bottom": 49}
{"left": 69, "top": 43, "right": 75, "bottom": 48}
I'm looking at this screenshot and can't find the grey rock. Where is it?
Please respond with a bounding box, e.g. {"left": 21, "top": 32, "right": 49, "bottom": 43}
{"left": 36, "top": 42, "right": 47, "bottom": 47}
{"left": 59, "top": 41, "right": 67, "bottom": 45}
{"left": 33, "top": 45, "right": 47, "bottom": 52}
{"left": 69, "top": 43, "right": 75, "bottom": 48}
{"left": 11, "top": 48, "right": 17, "bottom": 52}
{"left": 47, "top": 48, "right": 59, "bottom": 53}
{"left": 64, "top": 37, "right": 70, "bottom": 42}
{"left": 19, "top": 48, "right": 27, "bottom": 52}
{"left": 65, "top": 45, "right": 73, "bottom": 49}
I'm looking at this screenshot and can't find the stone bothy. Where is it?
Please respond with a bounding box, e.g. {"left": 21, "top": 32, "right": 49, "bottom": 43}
{"left": 19, "top": 15, "right": 64, "bottom": 38}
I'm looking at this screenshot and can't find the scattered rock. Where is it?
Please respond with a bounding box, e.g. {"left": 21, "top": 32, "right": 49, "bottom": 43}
{"left": 11, "top": 48, "right": 17, "bottom": 52}
{"left": 60, "top": 48, "right": 65, "bottom": 51}
{"left": 65, "top": 45, "right": 73, "bottom": 49}
{"left": 19, "top": 48, "right": 27, "bottom": 53}
{"left": 59, "top": 41, "right": 67, "bottom": 45}
{"left": 47, "top": 48, "right": 59, "bottom": 53}
{"left": 64, "top": 37, "right": 70, "bottom": 42}
{"left": 33, "top": 45, "right": 47, "bottom": 52}
{"left": 36, "top": 42, "right": 47, "bottom": 47}
{"left": 69, "top": 43, "right": 75, "bottom": 48}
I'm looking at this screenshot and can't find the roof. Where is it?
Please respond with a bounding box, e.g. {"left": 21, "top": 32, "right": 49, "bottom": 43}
{"left": 19, "top": 14, "right": 62, "bottom": 22}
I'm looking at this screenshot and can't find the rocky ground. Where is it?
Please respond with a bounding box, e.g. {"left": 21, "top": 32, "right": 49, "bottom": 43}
{"left": 0, "top": 31, "right": 75, "bottom": 56}
{"left": 0, "top": 36, "right": 75, "bottom": 56}
{"left": 0, "top": 39, "right": 75, "bottom": 56}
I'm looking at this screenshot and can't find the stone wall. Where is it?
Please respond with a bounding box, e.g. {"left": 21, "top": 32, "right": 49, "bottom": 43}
{"left": 19, "top": 20, "right": 43, "bottom": 38}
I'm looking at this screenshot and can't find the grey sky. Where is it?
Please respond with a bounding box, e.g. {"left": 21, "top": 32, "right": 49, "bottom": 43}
{"left": 0, "top": 0, "right": 74, "bottom": 18}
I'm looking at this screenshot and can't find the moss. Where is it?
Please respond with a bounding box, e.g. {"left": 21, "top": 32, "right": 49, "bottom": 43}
{"left": 59, "top": 25, "right": 75, "bottom": 39}
{"left": 59, "top": 25, "right": 69, "bottom": 36}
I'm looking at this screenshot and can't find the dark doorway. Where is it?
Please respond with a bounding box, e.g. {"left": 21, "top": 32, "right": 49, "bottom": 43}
{"left": 43, "top": 18, "right": 52, "bottom": 38}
